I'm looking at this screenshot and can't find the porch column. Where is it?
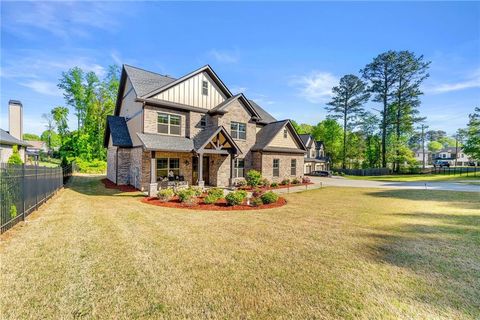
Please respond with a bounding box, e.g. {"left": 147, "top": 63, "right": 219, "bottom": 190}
{"left": 229, "top": 153, "right": 235, "bottom": 187}
{"left": 198, "top": 153, "right": 204, "bottom": 187}
{"left": 148, "top": 151, "right": 158, "bottom": 197}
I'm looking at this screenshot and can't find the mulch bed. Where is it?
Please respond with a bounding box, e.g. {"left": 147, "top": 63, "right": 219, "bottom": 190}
{"left": 141, "top": 196, "right": 287, "bottom": 211}
{"left": 239, "top": 182, "right": 314, "bottom": 191}
{"left": 101, "top": 178, "right": 138, "bottom": 192}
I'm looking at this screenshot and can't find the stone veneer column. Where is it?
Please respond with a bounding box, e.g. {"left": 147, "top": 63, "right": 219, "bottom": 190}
{"left": 148, "top": 151, "right": 158, "bottom": 197}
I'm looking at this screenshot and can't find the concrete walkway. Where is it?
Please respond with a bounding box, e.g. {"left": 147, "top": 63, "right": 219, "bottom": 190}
{"left": 306, "top": 176, "right": 480, "bottom": 193}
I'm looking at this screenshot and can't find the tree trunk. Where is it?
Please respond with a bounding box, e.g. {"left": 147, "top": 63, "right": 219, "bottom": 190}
{"left": 343, "top": 109, "right": 347, "bottom": 169}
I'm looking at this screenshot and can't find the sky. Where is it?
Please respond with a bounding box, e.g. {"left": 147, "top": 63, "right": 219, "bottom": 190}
{"left": 1, "top": 1, "right": 479, "bottom": 136}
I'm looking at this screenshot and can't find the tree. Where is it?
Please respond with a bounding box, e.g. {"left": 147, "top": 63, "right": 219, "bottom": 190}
{"left": 311, "top": 119, "right": 343, "bottom": 167}
{"left": 326, "top": 74, "right": 370, "bottom": 168}
{"left": 23, "top": 133, "right": 41, "bottom": 141}
{"left": 51, "top": 106, "right": 69, "bottom": 141}
{"left": 462, "top": 107, "right": 480, "bottom": 160}
{"left": 437, "top": 136, "right": 456, "bottom": 148}
{"left": 41, "top": 113, "right": 56, "bottom": 152}
{"left": 7, "top": 145, "right": 23, "bottom": 164}
{"left": 358, "top": 112, "right": 381, "bottom": 168}
{"left": 41, "top": 130, "right": 61, "bottom": 149}
{"left": 426, "top": 130, "right": 446, "bottom": 142}
{"left": 58, "top": 67, "right": 86, "bottom": 131}
{"left": 361, "top": 51, "right": 398, "bottom": 168}
{"left": 428, "top": 141, "right": 443, "bottom": 153}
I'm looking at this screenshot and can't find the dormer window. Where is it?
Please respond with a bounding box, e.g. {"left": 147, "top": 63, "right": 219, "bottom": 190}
{"left": 283, "top": 129, "right": 288, "bottom": 138}
{"left": 202, "top": 80, "right": 208, "bottom": 96}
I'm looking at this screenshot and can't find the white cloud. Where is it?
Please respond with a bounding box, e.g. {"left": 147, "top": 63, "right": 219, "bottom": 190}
{"left": 291, "top": 71, "right": 338, "bottom": 103}
{"left": 21, "top": 80, "right": 62, "bottom": 97}
{"left": 208, "top": 49, "right": 240, "bottom": 64}
{"left": 426, "top": 68, "right": 480, "bottom": 94}
{"left": 230, "top": 86, "right": 247, "bottom": 94}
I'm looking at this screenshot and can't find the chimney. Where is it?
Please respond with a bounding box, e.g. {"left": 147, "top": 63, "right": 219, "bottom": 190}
{"left": 8, "top": 100, "right": 23, "bottom": 140}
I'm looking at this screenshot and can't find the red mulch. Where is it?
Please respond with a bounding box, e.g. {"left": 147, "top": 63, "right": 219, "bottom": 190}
{"left": 141, "top": 196, "right": 287, "bottom": 211}
{"left": 239, "top": 182, "right": 314, "bottom": 191}
{"left": 101, "top": 178, "right": 138, "bottom": 192}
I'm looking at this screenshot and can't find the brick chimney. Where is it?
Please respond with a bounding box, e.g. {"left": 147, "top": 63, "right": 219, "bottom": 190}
{"left": 8, "top": 100, "right": 23, "bottom": 140}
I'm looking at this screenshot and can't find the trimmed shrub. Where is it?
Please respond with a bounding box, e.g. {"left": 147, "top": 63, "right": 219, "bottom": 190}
{"left": 280, "top": 179, "right": 290, "bottom": 185}
{"left": 203, "top": 194, "right": 219, "bottom": 204}
{"left": 252, "top": 188, "right": 264, "bottom": 198}
{"left": 261, "top": 178, "right": 270, "bottom": 187}
{"left": 251, "top": 197, "right": 263, "bottom": 207}
{"left": 75, "top": 158, "right": 107, "bottom": 173}
{"left": 7, "top": 145, "right": 23, "bottom": 164}
{"left": 157, "top": 188, "right": 174, "bottom": 202}
{"left": 261, "top": 191, "right": 279, "bottom": 204}
{"left": 9, "top": 205, "right": 17, "bottom": 218}
{"left": 189, "top": 186, "right": 203, "bottom": 196}
{"left": 270, "top": 182, "right": 279, "bottom": 188}
{"left": 225, "top": 190, "right": 247, "bottom": 206}
{"left": 302, "top": 176, "right": 311, "bottom": 184}
{"left": 207, "top": 188, "right": 224, "bottom": 199}
{"left": 291, "top": 178, "right": 300, "bottom": 184}
{"left": 176, "top": 188, "right": 196, "bottom": 203}
{"left": 246, "top": 170, "right": 262, "bottom": 187}
{"left": 236, "top": 180, "right": 247, "bottom": 187}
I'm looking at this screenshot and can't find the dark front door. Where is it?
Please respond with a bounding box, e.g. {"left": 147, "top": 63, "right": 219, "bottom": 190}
{"left": 192, "top": 156, "right": 210, "bottom": 185}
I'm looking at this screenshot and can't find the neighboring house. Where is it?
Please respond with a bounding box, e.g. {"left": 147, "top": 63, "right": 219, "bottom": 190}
{"left": 104, "top": 64, "right": 307, "bottom": 194}
{"left": 0, "top": 129, "right": 29, "bottom": 163}
{"left": 413, "top": 149, "right": 432, "bottom": 165}
{"left": 432, "top": 147, "right": 473, "bottom": 166}
{"left": 26, "top": 140, "right": 48, "bottom": 154}
{"left": 298, "top": 134, "right": 329, "bottom": 173}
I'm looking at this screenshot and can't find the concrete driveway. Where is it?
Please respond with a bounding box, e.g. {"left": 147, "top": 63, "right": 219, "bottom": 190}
{"left": 308, "top": 176, "right": 480, "bottom": 193}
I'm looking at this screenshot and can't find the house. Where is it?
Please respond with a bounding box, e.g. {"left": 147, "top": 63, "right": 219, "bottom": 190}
{"left": 104, "top": 64, "right": 307, "bottom": 195}
{"left": 432, "top": 147, "right": 473, "bottom": 166}
{"left": 413, "top": 149, "right": 432, "bottom": 165}
{"left": 0, "top": 100, "right": 29, "bottom": 163}
{"left": 298, "top": 134, "right": 329, "bottom": 173}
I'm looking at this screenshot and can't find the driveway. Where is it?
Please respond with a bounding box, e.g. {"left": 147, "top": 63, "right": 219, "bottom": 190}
{"left": 308, "top": 176, "right": 480, "bottom": 193}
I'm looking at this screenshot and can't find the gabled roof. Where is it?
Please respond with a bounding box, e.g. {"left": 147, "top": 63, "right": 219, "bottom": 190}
{"left": 315, "top": 140, "right": 324, "bottom": 149}
{"left": 104, "top": 116, "right": 133, "bottom": 148}
{"left": 140, "top": 65, "right": 233, "bottom": 99}
{"left": 26, "top": 140, "right": 46, "bottom": 149}
{"left": 193, "top": 126, "right": 242, "bottom": 154}
{"left": 0, "top": 129, "right": 30, "bottom": 147}
{"left": 208, "top": 93, "right": 260, "bottom": 119}
{"left": 252, "top": 120, "right": 306, "bottom": 152}
{"left": 248, "top": 100, "right": 277, "bottom": 124}
{"left": 298, "top": 134, "right": 311, "bottom": 147}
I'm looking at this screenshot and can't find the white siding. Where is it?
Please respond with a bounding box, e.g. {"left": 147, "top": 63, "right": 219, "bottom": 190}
{"left": 153, "top": 72, "right": 226, "bottom": 109}
{"left": 268, "top": 126, "right": 302, "bottom": 149}
{"left": 120, "top": 78, "right": 144, "bottom": 146}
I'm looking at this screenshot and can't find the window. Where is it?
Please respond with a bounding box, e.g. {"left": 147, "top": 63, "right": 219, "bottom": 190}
{"left": 283, "top": 129, "right": 288, "bottom": 138}
{"left": 234, "top": 158, "right": 245, "bottom": 178}
{"left": 157, "top": 158, "right": 180, "bottom": 180}
{"left": 157, "top": 113, "right": 181, "bottom": 135}
{"left": 310, "top": 149, "right": 315, "bottom": 158}
{"left": 231, "top": 122, "right": 246, "bottom": 140}
{"left": 290, "top": 159, "right": 296, "bottom": 176}
{"left": 273, "top": 159, "right": 280, "bottom": 177}
{"left": 202, "top": 80, "right": 208, "bottom": 95}
{"left": 200, "top": 115, "right": 207, "bottom": 128}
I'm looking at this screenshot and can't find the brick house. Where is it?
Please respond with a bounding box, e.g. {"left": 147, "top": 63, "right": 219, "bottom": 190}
{"left": 298, "top": 134, "right": 329, "bottom": 173}
{"left": 104, "top": 64, "right": 307, "bottom": 194}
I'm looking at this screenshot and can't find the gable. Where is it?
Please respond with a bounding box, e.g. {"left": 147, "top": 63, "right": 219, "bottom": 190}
{"left": 152, "top": 72, "right": 226, "bottom": 109}
{"left": 267, "top": 125, "right": 303, "bottom": 149}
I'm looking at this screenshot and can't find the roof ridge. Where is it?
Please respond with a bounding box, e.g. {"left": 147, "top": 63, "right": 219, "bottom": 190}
{"left": 123, "top": 64, "right": 176, "bottom": 80}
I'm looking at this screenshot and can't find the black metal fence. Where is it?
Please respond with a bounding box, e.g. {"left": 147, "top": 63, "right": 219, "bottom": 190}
{"left": 0, "top": 163, "right": 73, "bottom": 234}
{"left": 332, "top": 166, "right": 478, "bottom": 176}
{"left": 430, "top": 166, "right": 478, "bottom": 176}
{"left": 332, "top": 168, "right": 392, "bottom": 176}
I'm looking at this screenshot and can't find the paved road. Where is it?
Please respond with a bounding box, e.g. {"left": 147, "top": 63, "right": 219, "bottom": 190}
{"left": 307, "top": 176, "right": 480, "bottom": 193}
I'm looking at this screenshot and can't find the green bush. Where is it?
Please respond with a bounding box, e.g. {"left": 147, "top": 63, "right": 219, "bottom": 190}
{"left": 251, "top": 197, "right": 263, "bottom": 207}
{"left": 9, "top": 205, "right": 17, "bottom": 218}
{"left": 270, "top": 182, "right": 279, "bottom": 188}
{"left": 246, "top": 170, "right": 262, "bottom": 187}
{"left": 236, "top": 180, "right": 247, "bottom": 187}
{"left": 176, "top": 188, "right": 196, "bottom": 203}
{"left": 7, "top": 145, "right": 23, "bottom": 164}
{"left": 225, "top": 191, "right": 247, "bottom": 206}
{"left": 261, "top": 178, "right": 270, "bottom": 187}
{"left": 75, "top": 158, "right": 107, "bottom": 173}
{"left": 203, "top": 194, "right": 219, "bottom": 204}
{"left": 207, "top": 188, "right": 224, "bottom": 199}
{"left": 188, "top": 186, "right": 203, "bottom": 196}
{"left": 157, "top": 188, "right": 174, "bottom": 202}
{"left": 280, "top": 178, "right": 290, "bottom": 185}
{"left": 261, "top": 191, "right": 279, "bottom": 204}
{"left": 291, "top": 178, "right": 300, "bottom": 184}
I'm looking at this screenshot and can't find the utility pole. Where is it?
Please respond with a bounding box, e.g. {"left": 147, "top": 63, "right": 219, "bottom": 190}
{"left": 418, "top": 123, "right": 429, "bottom": 170}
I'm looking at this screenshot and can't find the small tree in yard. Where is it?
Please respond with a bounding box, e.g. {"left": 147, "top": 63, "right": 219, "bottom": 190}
{"left": 8, "top": 145, "right": 23, "bottom": 164}
{"left": 462, "top": 107, "right": 480, "bottom": 160}
{"left": 245, "top": 170, "right": 262, "bottom": 187}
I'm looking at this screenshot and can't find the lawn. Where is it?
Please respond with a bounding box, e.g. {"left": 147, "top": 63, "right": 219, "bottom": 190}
{"left": 1, "top": 175, "right": 479, "bottom": 319}
{"left": 346, "top": 172, "right": 480, "bottom": 182}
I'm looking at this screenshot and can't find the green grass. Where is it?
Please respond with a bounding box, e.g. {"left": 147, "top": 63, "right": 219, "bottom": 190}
{"left": 346, "top": 172, "right": 480, "bottom": 182}
{"left": 1, "top": 175, "right": 479, "bottom": 319}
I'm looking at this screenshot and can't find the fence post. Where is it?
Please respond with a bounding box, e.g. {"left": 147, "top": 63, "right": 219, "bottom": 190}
{"left": 22, "top": 164, "right": 26, "bottom": 221}
{"left": 35, "top": 164, "right": 38, "bottom": 210}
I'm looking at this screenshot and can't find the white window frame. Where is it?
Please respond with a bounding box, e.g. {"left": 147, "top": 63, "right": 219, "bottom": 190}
{"left": 157, "top": 158, "right": 180, "bottom": 180}
{"left": 234, "top": 158, "right": 245, "bottom": 178}
{"left": 202, "top": 80, "right": 208, "bottom": 96}
{"left": 273, "top": 159, "right": 280, "bottom": 177}
{"left": 157, "top": 112, "right": 181, "bottom": 136}
{"left": 231, "top": 121, "right": 247, "bottom": 140}
{"left": 290, "top": 159, "right": 296, "bottom": 176}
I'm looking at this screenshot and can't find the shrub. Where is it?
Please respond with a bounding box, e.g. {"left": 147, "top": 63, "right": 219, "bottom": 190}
{"left": 236, "top": 180, "right": 247, "bottom": 187}
{"left": 9, "top": 205, "right": 17, "bottom": 218}
{"left": 75, "top": 158, "right": 107, "bottom": 173}
{"left": 291, "top": 178, "right": 300, "bottom": 184}
{"left": 246, "top": 170, "right": 262, "bottom": 187}
{"left": 207, "top": 188, "right": 224, "bottom": 199}
{"left": 157, "top": 188, "right": 174, "bottom": 202}
{"left": 280, "top": 178, "right": 290, "bottom": 185}
{"left": 302, "top": 176, "right": 311, "bottom": 184}
{"left": 225, "top": 190, "right": 247, "bottom": 206}
{"left": 203, "top": 194, "right": 219, "bottom": 204}
{"left": 261, "top": 191, "right": 279, "bottom": 204}
{"left": 176, "top": 188, "right": 196, "bottom": 203}
{"left": 261, "top": 178, "right": 270, "bottom": 187}
{"left": 270, "top": 182, "right": 279, "bottom": 188}
{"left": 7, "top": 145, "right": 23, "bottom": 164}
{"left": 188, "top": 186, "right": 203, "bottom": 196}
{"left": 252, "top": 188, "right": 264, "bottom": 198}
{"left": 251, "top": 197, "right": 263, "bottom": 207}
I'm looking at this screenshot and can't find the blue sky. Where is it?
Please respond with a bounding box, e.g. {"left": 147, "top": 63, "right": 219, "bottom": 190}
{"left": 1, "top": 1, "right": 479, "bottom": 135}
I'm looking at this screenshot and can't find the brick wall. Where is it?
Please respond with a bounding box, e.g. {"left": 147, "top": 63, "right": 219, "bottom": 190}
{"left": 117, "top": 148, "right": 132, "bottom": 185}
{"left": 260, "top": 153, "right": 305, "bottom": 182}
{"left": 144, "top": 105, "right": 187, "bottom": 136}
{"left": 107, "top": 147, "right": 117, "bottom": 183}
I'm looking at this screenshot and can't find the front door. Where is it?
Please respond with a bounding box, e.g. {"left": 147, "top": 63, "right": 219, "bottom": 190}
{"left": 192, "top": 156, "right": 210, "bottom": 185}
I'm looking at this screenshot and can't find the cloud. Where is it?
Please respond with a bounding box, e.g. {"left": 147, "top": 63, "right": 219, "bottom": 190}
{"left": 20, "top": 80, "right": 62, "bottom": 97}
{"left": 291, "top": 71, "right": 338, "bottom": 103}
{"left": 230, "top": 86, "right": 247, "bottom": 94}
{"left": 426, "top": 68, "right": 480, "bottom": 94}
{"left": 208, "top": 49, "right": 240, "bottom": 64}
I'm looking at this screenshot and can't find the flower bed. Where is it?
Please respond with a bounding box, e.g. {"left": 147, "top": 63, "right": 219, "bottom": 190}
{"left": 101, "top": 178, "right": 138, "bottom": 192}
{"left": 238, "top": 182, "right": 313, "bottom": 191}
{"left": 141, "top": 195, "right": 287, "bottom": 211}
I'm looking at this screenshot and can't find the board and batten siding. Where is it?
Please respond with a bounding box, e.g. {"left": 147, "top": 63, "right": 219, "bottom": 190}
{"left": 267, "top": 126, "right": 302, "bottom": 149}
{"left": 120, "top": 77, "right": 144, "bottom": 147}
{"left": 153, "top": 72, "right": 226, "bottom": 109}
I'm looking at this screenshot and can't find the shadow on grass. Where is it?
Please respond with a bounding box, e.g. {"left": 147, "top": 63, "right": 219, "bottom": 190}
{"left": 366, "top": 189, "right": 480, "bottom": 210}
{"left": 65, "top": 175, "right": 144, "bottom": 198}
